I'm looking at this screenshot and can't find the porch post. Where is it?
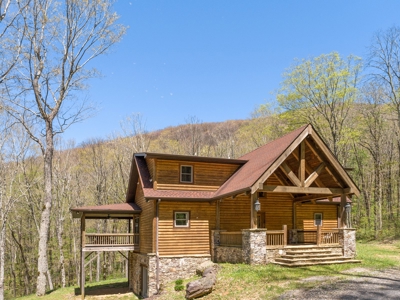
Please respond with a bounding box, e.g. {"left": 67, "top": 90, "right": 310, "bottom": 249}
{"left": 80, "top": 213, "right": 86, "bottom": 299}
{"left": 216, "top": 200, "right": 220, "bottom": 230}
{"left": 340, "top": 194, "right": 347, "bottom": 228}
{"left": 250, "top": 193, "right": 257, "bottom": 229}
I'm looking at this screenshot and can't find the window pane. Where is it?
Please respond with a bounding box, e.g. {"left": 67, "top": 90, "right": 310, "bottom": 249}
{"left": 176, "top": 213, "right": 186, "bottom": 220}
{"left": 182, "top": 166, "right": 191, "bottom": 173}
{"left": 176, "top": 220, "right": 187, "bottom": 226}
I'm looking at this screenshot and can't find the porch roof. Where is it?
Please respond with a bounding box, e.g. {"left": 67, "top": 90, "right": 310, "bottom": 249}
{"left": 70, "top": 202, "right": 142, "bottom": 218}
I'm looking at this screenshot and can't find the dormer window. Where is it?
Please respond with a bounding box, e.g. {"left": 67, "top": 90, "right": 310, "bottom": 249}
{"left": 180, "top": 165, "right": 193, "bottom": 183}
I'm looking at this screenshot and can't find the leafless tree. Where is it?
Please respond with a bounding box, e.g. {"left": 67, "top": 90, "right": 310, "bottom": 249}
{"left": 1, "top": 0, "right": 125, "bottom": 295}
{"left": 120, "top": 113, "right": 151, "bottom": 153}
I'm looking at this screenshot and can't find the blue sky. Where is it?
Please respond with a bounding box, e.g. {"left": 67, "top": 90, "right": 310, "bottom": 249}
{"left": 64, "top": 0, "right": 400, "bottom": 144}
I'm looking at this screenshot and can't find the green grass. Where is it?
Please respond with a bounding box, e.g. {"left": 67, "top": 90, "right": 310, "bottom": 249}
{"left": 17, "top": 241, "right": 400, "bottom": 300}
{"left": 17, "top": 278, "right": 137, "bottom": 300}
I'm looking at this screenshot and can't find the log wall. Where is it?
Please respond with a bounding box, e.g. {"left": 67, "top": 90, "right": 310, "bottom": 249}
{"left": 155, "top": 159, "right": 240, "bottom": 188}
{"left": 135, "top": 184, "right": 154, "bottom": 253}
{"left": 219, "top": 195, "right": 251, "bottom": 231}
{"left": 295, "top": 203, "right": 338, "bottom": 230}
{"left": 158, "top": 201, "right": 216, "bottom": 256}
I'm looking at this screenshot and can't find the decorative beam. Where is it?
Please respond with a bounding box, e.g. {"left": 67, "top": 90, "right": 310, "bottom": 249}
{"left": 305, "top": 139, "right": 344, "bottom": 188}
{"left": 299, "top": 141, "right": 306, "bottom": 186}
{"left": 304, "top": 162, "right": 326, "bottom": 187}
{"left": 262, "top": 185, "right": 345, "bottom": 195}
{"left": 291, "top": 148, "right": 324, "bottom": 187}
{"left": 250, "top": 127, "right": 311, "bottom": 194}
{"left": 293, "top": 194, "right": 333, "bottom": 203}
{"left": 280, "top": 162, "right": 301, "bottom": 187}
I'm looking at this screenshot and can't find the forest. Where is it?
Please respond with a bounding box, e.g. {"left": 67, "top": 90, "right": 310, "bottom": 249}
{"left": 1, "top": 0, "right": 400, "bottom": 299}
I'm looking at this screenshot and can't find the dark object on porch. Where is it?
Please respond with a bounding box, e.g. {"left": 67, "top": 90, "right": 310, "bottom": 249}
{"left": 185, "top": 264, "right": 219, "bottom": 299}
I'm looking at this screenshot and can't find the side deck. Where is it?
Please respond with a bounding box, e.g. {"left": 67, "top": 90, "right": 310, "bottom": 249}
{"left": 82, "top": 233, "right": 139, "bottom": 252}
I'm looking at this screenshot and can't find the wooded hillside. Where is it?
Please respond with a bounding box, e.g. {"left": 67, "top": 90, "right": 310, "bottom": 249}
{"left": 2, "top": 21, "right": 400, "bottom": 299}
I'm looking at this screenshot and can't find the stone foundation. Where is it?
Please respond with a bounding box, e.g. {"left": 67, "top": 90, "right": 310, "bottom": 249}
{"left": 129, "top": 252, "right": 157, "bottom": 297}
{"left": 215, "top": 246, "right": 243, "bottom": 263}
{"left": 129, "top": 253, "right": 211, "bottom": 297}
{"left": 339, "top": 228, "right": 356, "bottom": 258}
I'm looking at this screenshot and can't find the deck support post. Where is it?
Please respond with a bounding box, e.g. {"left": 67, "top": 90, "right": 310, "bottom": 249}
{"left": 283, "top": 225, "right": 287, "bottom": 246}
{"left": 340, "top": 194, "right": 347, "bottom": 228}
{"left": 250, "top": 193, "right": 257, "bottom": 229}
{"left": 80, "top": 213, "right": 86, "bottom": 299}
{"left": 316, "top": 225, "right": 321, "bottom": 246}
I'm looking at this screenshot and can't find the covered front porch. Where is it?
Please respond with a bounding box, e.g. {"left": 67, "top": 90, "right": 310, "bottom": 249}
{"left": 211, "top": 226, "right": 358, "bottom": 266}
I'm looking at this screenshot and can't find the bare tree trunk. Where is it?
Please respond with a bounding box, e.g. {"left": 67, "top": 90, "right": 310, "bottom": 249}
{"left": 0, "top": 223, "right": 5, "bottom": 300}
{"left": 36, "top": 129, "right": 54, "bottom": 296}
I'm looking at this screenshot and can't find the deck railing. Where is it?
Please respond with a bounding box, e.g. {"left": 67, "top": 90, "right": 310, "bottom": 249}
{"left": 266, "top": 225, "right": 287, "bottom": 248}
{"left": 219, "top": 231, "right": 242, "bottom": 247}
{"left": 85, "top": 233, "right": 139, "bottom": 247}
{"left": 296, "top": 227, "right": 339, "bottom": 245}
{"left": 320, "top": 229, "right": 340, "bottom": 245}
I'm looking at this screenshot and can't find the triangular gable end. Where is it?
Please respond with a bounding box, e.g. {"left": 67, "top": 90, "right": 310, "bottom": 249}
{"left": 250, "top": 124, "right": 360, "bottom": 197}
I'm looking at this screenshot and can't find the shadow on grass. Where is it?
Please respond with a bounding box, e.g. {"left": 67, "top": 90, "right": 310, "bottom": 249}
{"left": 74, "top": 280, "right": 130, "bottom": 296}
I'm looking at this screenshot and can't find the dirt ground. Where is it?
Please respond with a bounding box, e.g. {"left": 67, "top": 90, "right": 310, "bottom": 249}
{"left": 278, "top": 267, "right": 400, "bottom": 300}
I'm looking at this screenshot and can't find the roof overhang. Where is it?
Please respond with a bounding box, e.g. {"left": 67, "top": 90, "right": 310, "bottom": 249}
{"left": 70, "top": 202, "right": 142, "bottom": 219}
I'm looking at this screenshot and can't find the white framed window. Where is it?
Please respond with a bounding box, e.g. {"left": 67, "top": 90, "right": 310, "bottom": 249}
{"left": 180, "top": 165, "right": 193, "bottom": 183}
{"left": 314, "top": 213, "right": 323, "bottom": 226}
{"left": 174, "top": 211, "right": 190, "bottom": 227}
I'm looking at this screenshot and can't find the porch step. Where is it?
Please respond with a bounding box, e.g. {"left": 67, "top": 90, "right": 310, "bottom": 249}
{"left": 272, "top": 246, "right": 361, "bottom": 267}
{"left": 276, "top": 256, "right": 352, "bottom": 264}
{"left": 273, "top": 259, "right": 362, "bottom": 267}
{"left": 282, "top": 253, "right": 341, "bottom": 259}
{"left": 285, "top": 249, "right": 332, "bottom": 255}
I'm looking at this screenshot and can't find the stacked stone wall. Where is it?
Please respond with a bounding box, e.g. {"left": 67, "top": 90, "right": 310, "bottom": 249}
{"left": 339, "top": 228, "right": 356, "bottom": 258}
{"left": 242, "top": 229, "right": 267, "bottom": 265}
{"left": 158, "top": 255, "right": 211, "bottom": 285}
{"left": 129, "top": 253, "right": 210, "bottom": 297}
{"left": 215, "top": 246, "right": 243, "bottom": 263}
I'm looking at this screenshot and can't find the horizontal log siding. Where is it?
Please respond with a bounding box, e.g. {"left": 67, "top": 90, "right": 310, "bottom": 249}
{"left": 135, "top": 185, "right": 154, "bottom": 253}
{"left": 296, "top": 204, "right": 338, "bottom": 230}
{"left": 220, "top": 195, "right": 251, "bottom": 231}
{"left": 263, "top": 193, "right": 293, "bottom": 230}
{"left": 158, "top": 201, "right": 216, "bottom": 256}
{"left": 156, "top": 159, "right": 240, "bottom": 187}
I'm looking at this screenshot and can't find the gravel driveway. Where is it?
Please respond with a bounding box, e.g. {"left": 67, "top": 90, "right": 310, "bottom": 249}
{"left": 278, "top": 268, "right": 400, "bottom": 300}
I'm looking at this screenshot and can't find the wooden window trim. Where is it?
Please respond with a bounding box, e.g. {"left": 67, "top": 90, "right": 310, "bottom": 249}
{"left": 314, "top": 212, "right": 323, "bottom": 226}
{"left": 180, "top": 165, "right": 193, "bottom": 183}
{"left": 173, "top": 211, "right": 190, "bottom": 228}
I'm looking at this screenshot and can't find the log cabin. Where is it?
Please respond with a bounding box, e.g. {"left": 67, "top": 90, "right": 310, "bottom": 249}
{"left": 71, "top": 124, "right": 361, "bottom": 298}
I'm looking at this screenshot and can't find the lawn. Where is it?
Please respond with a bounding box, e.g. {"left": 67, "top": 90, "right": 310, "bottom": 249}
{"left": 17, "top": 241, "right": 400, "bottom": 300}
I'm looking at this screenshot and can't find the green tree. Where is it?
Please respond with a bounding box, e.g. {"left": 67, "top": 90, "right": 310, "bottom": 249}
{"left": 277, "top": 52, "right": 362, "bottom": 162}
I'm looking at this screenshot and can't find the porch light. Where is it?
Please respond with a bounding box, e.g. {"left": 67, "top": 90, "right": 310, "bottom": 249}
{"left": 254, "top": 198, "right": 261, "bottom": 212}
{"left": 345, "top": 203, "right": 351, "bottom": 213}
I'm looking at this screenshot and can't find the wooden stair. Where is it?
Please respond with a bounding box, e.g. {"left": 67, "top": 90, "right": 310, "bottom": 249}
{"left": 273, "top": 245, "right": 361, "bottom": 267}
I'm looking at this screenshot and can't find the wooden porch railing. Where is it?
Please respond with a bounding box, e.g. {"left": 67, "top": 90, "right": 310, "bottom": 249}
{"left": 85, "top": 233, "right": 139, "bottom": 247}
{"left": 297, "top": 227, "right": 339, "bottom": 245}
{"left": 320, "top": 229, "right": 339, "bottom": 245}
{"left": 219, "top": 231, "right": 242, "bottom": 247}
{"left": 266, "top": 225, "right": 287, "bottom": 248}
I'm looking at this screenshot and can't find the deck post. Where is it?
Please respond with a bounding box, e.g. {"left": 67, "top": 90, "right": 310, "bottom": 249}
{"left": 216, "top": 200, "right": 220, "bottom": 230}
{"left": 283, "top": 225, "right": 287, "bottom": 246}
{"left": 250, "top": 193, "right": 257, "bottom": 229}
{"left": 340, "top": 194, "right": 347, "bottom": 228}
{"left": 316, "top": 225, "right": 321, "bottom": 246}
{"left": 80, "top": 213, "right": 86, "bottom": 299}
